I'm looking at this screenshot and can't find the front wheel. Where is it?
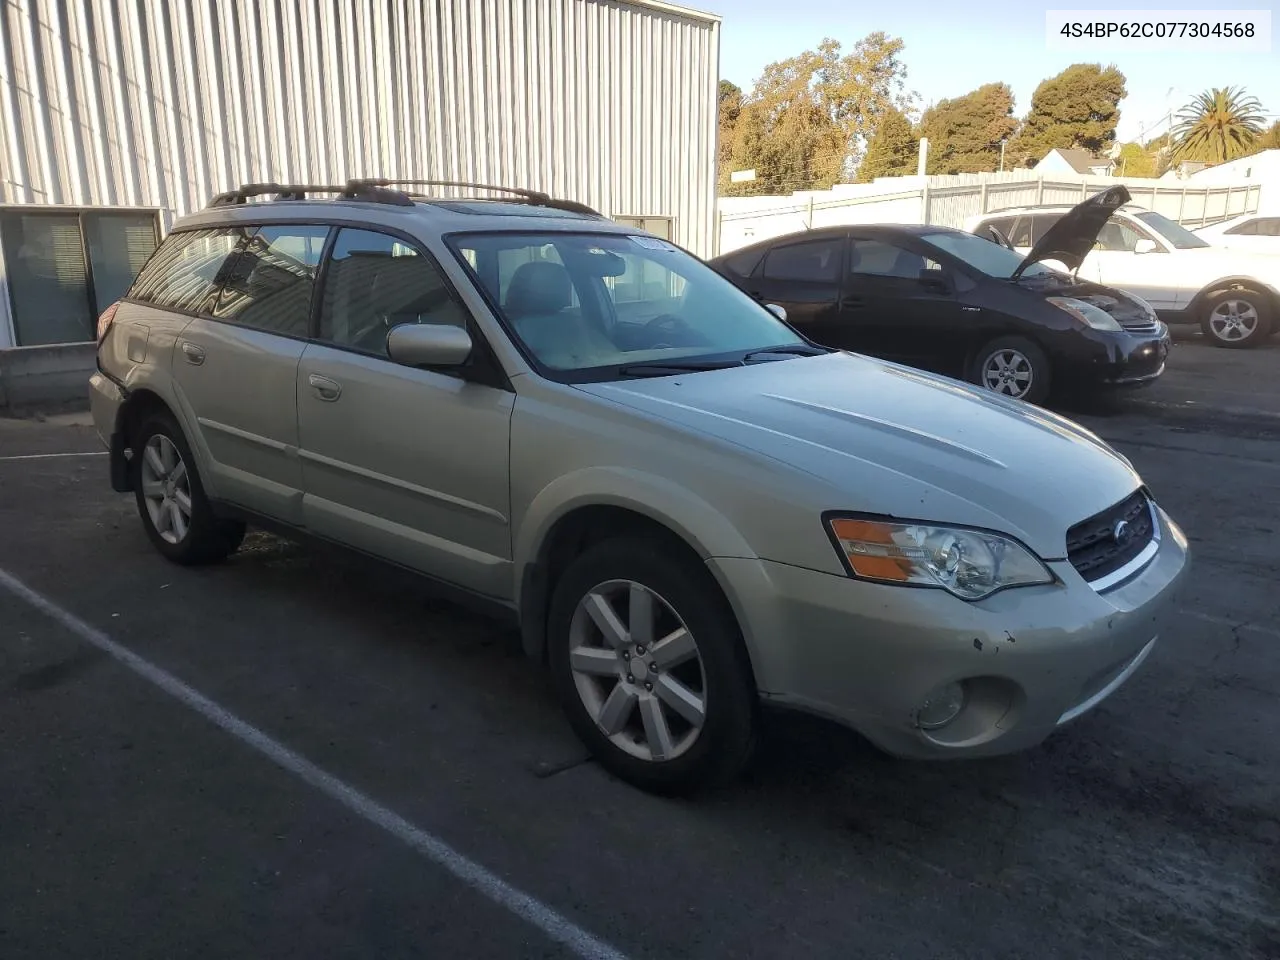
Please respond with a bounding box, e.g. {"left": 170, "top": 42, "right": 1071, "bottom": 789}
{"left": 1200, "top": 290, "right": 1272, "bottom": 348}
{"left": 969, "top": 336, "right": 1052, "bottom": 405}
{"left": 547, "top": 537, "right": 757, "bottom": 795}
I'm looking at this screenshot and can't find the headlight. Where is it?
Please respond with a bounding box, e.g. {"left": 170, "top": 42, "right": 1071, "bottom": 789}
{"left": 826, "top": 517, "right": 1054, "bottom": 600}
{"left": 1048, "top": 297, "right": 1122, "bottom": 332}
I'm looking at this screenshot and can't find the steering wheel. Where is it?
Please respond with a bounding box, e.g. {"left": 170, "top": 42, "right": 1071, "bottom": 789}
{"left": 642, "top": 313, "right": 692, "bottom": 348}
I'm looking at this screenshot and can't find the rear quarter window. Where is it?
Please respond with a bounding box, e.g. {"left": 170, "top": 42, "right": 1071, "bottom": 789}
{"left": 719, "top": 247, "right": 766, "bottom": 278}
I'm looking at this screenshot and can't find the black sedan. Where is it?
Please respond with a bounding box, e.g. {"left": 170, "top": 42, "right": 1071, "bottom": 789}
{"left": 709, "top": 187, "right": 1171, "bottom": 404}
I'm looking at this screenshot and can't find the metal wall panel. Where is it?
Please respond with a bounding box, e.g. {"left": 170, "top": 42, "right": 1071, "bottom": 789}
{"left": 0, "top": 0, "right": 720, "bottom": 250}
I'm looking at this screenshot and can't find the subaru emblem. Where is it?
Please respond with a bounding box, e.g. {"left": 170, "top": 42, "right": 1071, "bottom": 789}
{"left": 1112, "top": 519, "right": 1131, "bottom": 545}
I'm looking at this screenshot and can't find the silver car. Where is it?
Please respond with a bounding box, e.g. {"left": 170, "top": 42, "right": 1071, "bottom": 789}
{"left": 90, "top": 180, "right": 1190, "bottom": 794}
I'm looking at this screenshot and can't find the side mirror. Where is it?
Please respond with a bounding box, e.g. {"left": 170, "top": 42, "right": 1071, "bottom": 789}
{"left": 386, "top": 323, "right": 473, "bottom": 367}
{"left": 765, "top": 303, "right": 788, "bottom": 322}
{"left": 918, "top": 269, "right": 952, "bottom": 294}
{"left": 1134, "top": 238, "right": 1159, "bottom": 255}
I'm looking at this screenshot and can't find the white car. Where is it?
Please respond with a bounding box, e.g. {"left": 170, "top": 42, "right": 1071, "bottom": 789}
{"left": 1194, "top": 213, "right": 1280, "bottom": 254}
{"left": 966, "top": 200, "right": 1280, "bottom": 347}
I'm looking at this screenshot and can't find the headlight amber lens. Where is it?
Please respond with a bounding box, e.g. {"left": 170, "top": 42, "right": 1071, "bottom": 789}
{"left": 828, "top": 518, "right": 1053, "bottom": 600}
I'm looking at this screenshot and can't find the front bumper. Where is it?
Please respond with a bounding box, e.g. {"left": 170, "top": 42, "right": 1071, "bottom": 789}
{"left": 711, "top": 506, "right": 1189, "bottom": 759}
{"left": 1087, "top": 330, "right": 1171, "bottom": 388}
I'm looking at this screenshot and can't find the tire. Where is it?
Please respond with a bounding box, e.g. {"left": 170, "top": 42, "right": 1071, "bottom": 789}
{"left": 547, "top": 537, "right": 757, "bottom": 795}
{"left": 1199, "top": 289, "right": 1272, "bottom": 348}
{"left": 132, "top": 411, "right": 245, "bottom": 565}
{"left": 969, "top": 335, "right": 1052, "bottom": 405}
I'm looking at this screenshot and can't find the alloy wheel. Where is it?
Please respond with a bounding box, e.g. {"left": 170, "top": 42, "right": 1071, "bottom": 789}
{"left": 140, "top": 434, "right": 192, "bottom": 544}
{"left": 1208, "top": 299, "right": 1259, "bottom": 342}
{"left": 567, "top": 579, "right": 707, "bottom": 762}
{"left": 981, "top": 348, "right": 1034, "bottom": 398}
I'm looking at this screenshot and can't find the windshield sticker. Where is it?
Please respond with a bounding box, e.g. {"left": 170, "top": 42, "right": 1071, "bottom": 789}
{"left": 629, "top": 235, "right": 676, "bottom": 251}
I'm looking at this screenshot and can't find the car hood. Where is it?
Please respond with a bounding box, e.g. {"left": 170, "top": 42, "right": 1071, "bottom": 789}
{"left": 1014, "top": 184, "right": 1131, "bottom": 279}
{"left": 576, "top": 352, "right": 1143, "bottom": 559}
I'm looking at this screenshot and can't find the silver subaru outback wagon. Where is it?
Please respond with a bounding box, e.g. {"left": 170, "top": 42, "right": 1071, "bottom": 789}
{"left": 89, "top": 179, "right": 1189, "bottom": 794}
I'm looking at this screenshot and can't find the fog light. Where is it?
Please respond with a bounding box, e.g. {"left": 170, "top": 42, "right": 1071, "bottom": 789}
{"left": 916, "top": 682, "right": 966, "bottom": 730}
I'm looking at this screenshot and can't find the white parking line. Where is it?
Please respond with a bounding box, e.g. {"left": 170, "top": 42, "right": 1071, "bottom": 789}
{"left": 0, "top": 566, "right": 626, "bottom": 960}
{"left": 0, "top": 451, "right": 107, "bottom": 461}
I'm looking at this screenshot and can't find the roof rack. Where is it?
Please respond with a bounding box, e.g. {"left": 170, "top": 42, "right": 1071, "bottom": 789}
{"left": 206, "top": 181, "right": 415, "bottom": 208}
{"left": 347, "top": 178, "right": 603, "bottom": 217}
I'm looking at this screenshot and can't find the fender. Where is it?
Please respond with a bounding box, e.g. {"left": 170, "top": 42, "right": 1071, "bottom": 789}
{"left": 1188, "top": 275, "right": 1280, "bottom": 313}
{"left": 514, "top": 466, "right": 759, "bottom": 605}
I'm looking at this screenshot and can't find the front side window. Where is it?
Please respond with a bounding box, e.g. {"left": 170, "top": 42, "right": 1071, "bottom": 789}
{"left": 1095, "top": 218, "right": 1149, "bottom": 253}
{"left": 1132, "top": 211, "right": 1209, "bottom": 249}
{"left": 129, "top": 228, "right": 245, "bottom": 313}
{"left": 763, "top": 240, "right": 842, "bottom": 282}
{"left": 318, "top": 228, "right": 469, "bottom": 356}
{"left": 849, "top": 239, "right": 938, "bottom": 279}
{"left": 450, "top": 232, "right": 805, "bottom": 379}
{"left": 212, "top": 225, "right": 329, "bottom": 337}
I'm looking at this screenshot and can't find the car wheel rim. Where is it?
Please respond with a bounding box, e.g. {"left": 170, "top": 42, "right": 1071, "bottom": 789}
{"left": 981, "top": 349, "right": 1034, "bottom": 398}
{"left": 568, "top": 579, "right": 707, "bottom": 763}
{"left": 1209, "top": 299, "right": 1258, "bottom": 341}
{"left": 140, "top": 434, "right": 192, "bottom": 545}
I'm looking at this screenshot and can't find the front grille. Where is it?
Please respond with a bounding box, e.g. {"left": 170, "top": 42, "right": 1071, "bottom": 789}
{"left": 1119, "top": 318, "right": 1160, "bottom": 333}
{"left": 1066, "top": 490, "right": 1156, "bottom": 585}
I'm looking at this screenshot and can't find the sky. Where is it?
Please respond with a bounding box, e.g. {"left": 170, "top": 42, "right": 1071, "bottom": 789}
{"left": 695, "top": 0, "right": 1279, "bottom": 144}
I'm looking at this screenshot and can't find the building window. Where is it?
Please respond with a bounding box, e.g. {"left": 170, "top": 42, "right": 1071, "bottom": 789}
{"left": 1, "top": 208, "right": 160, "bottom": 346}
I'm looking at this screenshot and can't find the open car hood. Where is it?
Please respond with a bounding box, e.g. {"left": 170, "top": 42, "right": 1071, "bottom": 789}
{"left": 1012, "top": 184, "right": 1131, "bottom": 279}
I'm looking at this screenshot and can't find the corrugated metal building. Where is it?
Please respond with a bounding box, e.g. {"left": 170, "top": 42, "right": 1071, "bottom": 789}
{"left": 0, "top": 0, "right": 720, "bottom": 353}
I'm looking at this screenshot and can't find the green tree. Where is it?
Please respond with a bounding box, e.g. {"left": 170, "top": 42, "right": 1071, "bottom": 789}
{"left": 918, "top": 83, "right": 1018, "bottom": 175}
{"left": 717, "top": 80, "right": 744, "bottom": 191}
{"left": 1171, "top": 87, "right": 1266, "bottom": 163}
{"left": 719, "top": 33, "right": 913, "bottom": 195}
{"left": 1116, "top": 142, "right": 1157, "bottom": 177}
{"left": 1256, "top": 120, "right": 1280, "bottom": 151}
{"left": 855, "top": 108, "right": 918, "bottom": 181}
{"left": 1005, "top": 64, "right": 1126, "bottom": 167}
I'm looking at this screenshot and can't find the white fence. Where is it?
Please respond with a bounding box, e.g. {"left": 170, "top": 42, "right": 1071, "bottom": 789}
{"left": 716, "top": 173, "right": 1264, "bottom": 254}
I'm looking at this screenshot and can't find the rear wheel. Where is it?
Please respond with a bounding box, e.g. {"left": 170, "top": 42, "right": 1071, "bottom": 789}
{"left": 1200, "top": 289, "right": 1272, "bottom": 348}
{"left": 969, "top": 336, "right": 1052, "bottom": 405}
{"left": 132, "top": 412, "right": 245, "bottom": 565}
{"left": 547, "top": 537, "right": 757, "bottom": 795}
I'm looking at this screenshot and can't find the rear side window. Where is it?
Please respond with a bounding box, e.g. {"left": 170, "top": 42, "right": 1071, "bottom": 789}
{"left": 212, "top": 225, "right": 329, "bottom": 337}
{"left": 1225, "top": 218, "right": 1279, "bottom": 236}
{"left": 127, "top": 228, "right": 244, "bottom": 313}
{"left": 318, "top": 228, "right": 469, "bottom": 356}
{"left": 762, "top": 239, "right": 841, "bottom": 282}
{"left": 719, "top": 247, "right": 766, "bottom": 278}
{"left": 979, "top": 216, "right": 1016, "bottom": 240}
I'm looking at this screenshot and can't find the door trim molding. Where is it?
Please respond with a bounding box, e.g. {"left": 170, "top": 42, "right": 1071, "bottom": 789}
{"left": 297, "top": 448, "right": 509, "bottom": 524}
{"left": 197, "top": 417, "right": 289, "bottom": 452}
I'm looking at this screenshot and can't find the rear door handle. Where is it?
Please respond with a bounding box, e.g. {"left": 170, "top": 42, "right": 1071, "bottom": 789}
{"left": 308, "top": 373, "right": 342, "bottom": 402}
{"left": 179, "top": 341, "right": 205, "bottom": 365}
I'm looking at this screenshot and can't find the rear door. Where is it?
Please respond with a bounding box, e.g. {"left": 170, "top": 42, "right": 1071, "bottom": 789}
{"left": 836, "top": 235, "right": 970, "bottom": 371}
{"left": 745, "top": 237, "right": 845, "bottom": 344}
{"left": 295, "top": 227, "right": 514, "bottom": 598}
{"left": 140, "top": 225, "right": 325, "bottom": 523}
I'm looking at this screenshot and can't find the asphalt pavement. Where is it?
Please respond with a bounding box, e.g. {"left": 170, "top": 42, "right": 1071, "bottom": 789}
{"left": 1, "top": 337, "right": 1277, "bottom": 960}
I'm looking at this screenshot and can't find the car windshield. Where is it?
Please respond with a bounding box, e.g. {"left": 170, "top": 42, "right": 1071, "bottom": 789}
{"left": 448, "top": 231, "right": 808, "bottom": 380}
{"left": 920, "top": 231, "right": 1051, "bottom": 279}
{"left": 1133, "top": 211, "right": 1210, "bottom": 249}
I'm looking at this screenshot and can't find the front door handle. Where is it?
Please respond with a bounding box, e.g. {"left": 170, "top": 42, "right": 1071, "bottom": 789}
{"left": 179, "top": 341, "right": 205, "bottom": 365}
{"left": 308, "top": 373, "right": 342, "bottom": 402}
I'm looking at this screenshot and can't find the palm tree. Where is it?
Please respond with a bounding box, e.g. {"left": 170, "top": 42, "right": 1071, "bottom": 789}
{"left": 1171, "top": 87, "right": 1266, "bottom": 163}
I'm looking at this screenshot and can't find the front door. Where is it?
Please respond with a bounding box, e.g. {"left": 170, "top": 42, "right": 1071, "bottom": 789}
{"left": 296, "top": 227, "right": 515, "bottom": 598}
{"left": 1082, "top": 216, "right": 1182, "bottom": 311}
{"left": 837, "top": 236, "right": 970, "bottom": 373}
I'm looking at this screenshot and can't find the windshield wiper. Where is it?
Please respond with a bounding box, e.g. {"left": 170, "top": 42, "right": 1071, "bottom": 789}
{"left": 742, "top": 344, "right": 828, "bottom": 362}
{"left": 616, "top": 358, "right": 743, "bottom": 377}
